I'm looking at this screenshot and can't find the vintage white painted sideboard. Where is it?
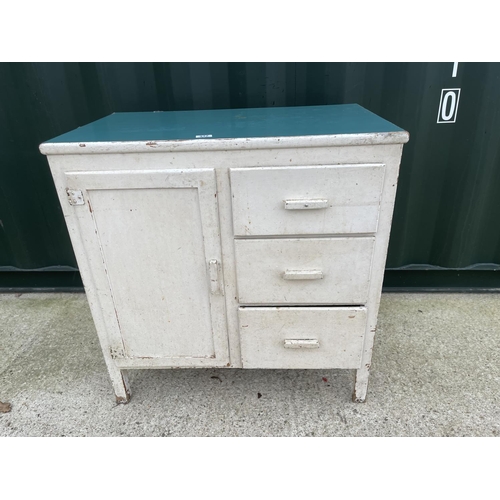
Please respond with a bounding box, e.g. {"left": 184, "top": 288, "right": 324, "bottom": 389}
{"left": 39, "top": 104, "right": 409, "bottom": 403}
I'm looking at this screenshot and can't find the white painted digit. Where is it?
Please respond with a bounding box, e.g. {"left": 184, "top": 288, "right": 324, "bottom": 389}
{"left": 441, "top": 91, "right": 457, "bottom": 121}
{"left": 437, "top": 88, "right": 461, "bottom": 124}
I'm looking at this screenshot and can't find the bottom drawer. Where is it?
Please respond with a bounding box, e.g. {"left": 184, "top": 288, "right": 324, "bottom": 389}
{"left": 239, "top": 307, "right": 366, "bottom": 369}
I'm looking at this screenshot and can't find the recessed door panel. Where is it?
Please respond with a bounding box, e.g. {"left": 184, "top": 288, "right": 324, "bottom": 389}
{"left": 65, "top": 169, "right": 228, "bottom": 365}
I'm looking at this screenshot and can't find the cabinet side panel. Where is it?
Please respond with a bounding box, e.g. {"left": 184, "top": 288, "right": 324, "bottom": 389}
{"left": 354, "top": 144, "right": 405, "bottom": 400}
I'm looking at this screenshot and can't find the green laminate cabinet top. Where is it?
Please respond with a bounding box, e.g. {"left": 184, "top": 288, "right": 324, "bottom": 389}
{"left": 44, "top": 104, "right": 404, "bottom": 144}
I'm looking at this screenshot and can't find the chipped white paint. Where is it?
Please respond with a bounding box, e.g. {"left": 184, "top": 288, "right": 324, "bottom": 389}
{"left": 40, "top": 119, "right": 407, "bottom": 403}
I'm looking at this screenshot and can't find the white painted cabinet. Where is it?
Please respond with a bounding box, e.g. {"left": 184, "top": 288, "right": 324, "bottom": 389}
{"left": 40, "top": 104, "right": 408, "bottom": 403}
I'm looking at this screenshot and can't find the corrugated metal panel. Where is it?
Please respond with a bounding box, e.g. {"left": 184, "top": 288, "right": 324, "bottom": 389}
{"left": 1, "top": 62, "right": 499, "bottom": 288}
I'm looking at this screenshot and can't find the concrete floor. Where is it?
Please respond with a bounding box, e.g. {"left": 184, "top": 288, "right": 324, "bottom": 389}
{"left": 0, "top": 292, "right": 499, "bottom": 436}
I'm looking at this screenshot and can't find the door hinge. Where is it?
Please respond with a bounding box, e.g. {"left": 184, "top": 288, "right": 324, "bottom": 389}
{"left": 109, "top": 346, "right": 125, "bottom": 359}
{"left": 66, "top": 189, "right": 85, "bottom": 206}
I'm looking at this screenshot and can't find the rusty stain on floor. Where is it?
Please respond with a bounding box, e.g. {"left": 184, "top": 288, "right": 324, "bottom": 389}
{"left": 0, "top": 401, "right": 11, "bottom": 413}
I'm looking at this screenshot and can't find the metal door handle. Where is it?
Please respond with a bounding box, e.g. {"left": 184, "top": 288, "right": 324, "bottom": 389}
{"left": 208, "top": 259, "right": 220, "bottom": 294}
{"left": 284, "top": 199, "right": 329, "bottom": 210}
{"left": 284, "top": 339, "right": 320, "bottom": 349}
{"left": 282, "top": 269, "right": 324, "bottom": 280}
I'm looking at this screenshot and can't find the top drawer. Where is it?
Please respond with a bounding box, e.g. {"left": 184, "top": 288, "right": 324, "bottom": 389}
{"left": 230, "top": 164, "right": 386, "bottom": 236}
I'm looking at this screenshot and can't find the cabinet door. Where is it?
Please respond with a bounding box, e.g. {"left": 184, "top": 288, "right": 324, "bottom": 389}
{"left": 65, "top": 168, "right": 229, "bottom": 366}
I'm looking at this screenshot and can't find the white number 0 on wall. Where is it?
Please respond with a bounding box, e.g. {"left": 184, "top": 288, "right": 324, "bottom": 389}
{"left": 437, "top": 88, "right": 461, "bottom": 124}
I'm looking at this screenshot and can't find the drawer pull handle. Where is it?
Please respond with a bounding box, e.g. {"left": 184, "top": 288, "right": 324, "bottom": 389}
{"left": 284, "top": 339, "right": 320, "bottom": 349}
{"left": 284, "top": 199, "right": 329, "bottom": 210}
{"left": 283, "top": 269, "right": 324, "bottom": 280}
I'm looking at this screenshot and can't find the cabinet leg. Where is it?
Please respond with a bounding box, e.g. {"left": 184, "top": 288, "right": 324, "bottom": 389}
{"left": 108, "top": 365, "right": 131, "bottom": 404}
{"left": 352, "top": 365, "right": 370, "bottom": 403}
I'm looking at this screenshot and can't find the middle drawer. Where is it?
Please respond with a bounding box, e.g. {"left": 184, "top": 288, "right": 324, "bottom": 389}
{"left": 234, "top": 237, "right": 374, "bottom": 305}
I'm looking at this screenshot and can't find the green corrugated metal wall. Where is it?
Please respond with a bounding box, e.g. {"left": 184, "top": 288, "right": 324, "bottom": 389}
{"left": 1, "top": 62, "right": 500, "bottom": 289}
